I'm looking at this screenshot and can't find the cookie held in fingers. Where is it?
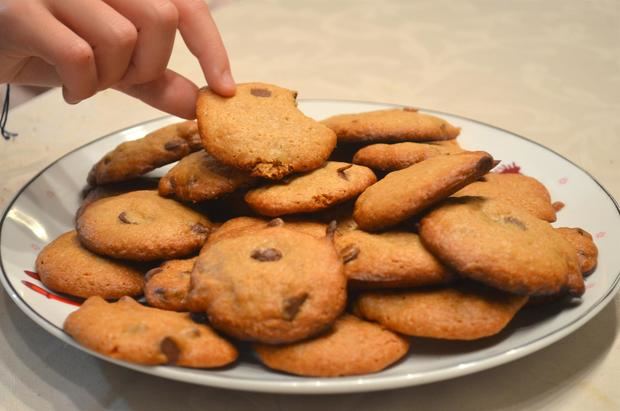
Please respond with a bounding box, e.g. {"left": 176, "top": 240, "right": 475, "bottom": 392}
{"left": 334, "top": 229, "right": 454, "bottom": 288}
{"left": 63, "top": 296, "right": 238, "bottom": 367}
{"left": 35, "top": 231, "right": 144, "bottom": 299}
{"left": 245, "top": 162, "right": 377, "bottom": 217}
{"left": 556, "top": 227, "right": 598, "bottom": 274}
{"left": 454, "top": 173, "right": 557, "bottom": 222}
{"left": 197, "top": 82, "right": 337, "bottom": 180}
{"left": 355, "top": 284, "right": 528, "bottom": 340}
{"left": 159, "top": 150, "right": 257, "bottom": 203}
{"left": 254, "top": 314, "right": 409, "bottom": 377}
{"left": 187, "top": 225, "right": 346, "bottom": 344}
{"left": 419, "top": 197, "right": 585, "bottom": 297}
{"left": 88, "top": 121, "right": 201, "bottom": 186}
{"left": 353, "top": 140, "right": 464, "bottom": 172}
{"left": 321, "top": 108, "right": 460, "bottom": 144}
{"left": 354, "top": 151, "right": 494, "bottom": 231}
{"left": 144, "top": 257, "right": 197, "bottom": 311}
{"left": 77, "top": 190, "right": 212, "bottom": 261}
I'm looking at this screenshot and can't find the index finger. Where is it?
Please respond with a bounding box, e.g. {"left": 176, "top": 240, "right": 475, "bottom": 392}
{"left": 171, "top": 0, "right": 235, "bottom": 96}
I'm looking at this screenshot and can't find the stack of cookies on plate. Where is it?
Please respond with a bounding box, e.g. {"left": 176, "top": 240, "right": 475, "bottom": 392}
{"left": 35, "top": 82, "right": 599, "bottom": 377}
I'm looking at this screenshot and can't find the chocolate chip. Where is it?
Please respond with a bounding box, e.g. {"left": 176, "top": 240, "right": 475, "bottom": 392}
{"left": 190, "top": 312, "right": 209, "bottom": 324}
{"left": 118, "top": 212, "right": 137, "bottom": 224}
{"left": 492, "top": 159, "right": 502, "bottom": 169}
{"left": 144, "top": 267, "right": 163, "bottom": 282}
{"left": 337, "top": 164, "right": 353, "bottom": 180}
{"left": 164, "top": 139, "right": 185, "bottom": 151}
{"left": 403, "top": 107, "right": 418, "bottom": 112}
{"left": 553, "top": 201, "right": 565, "bottom": 212}
{"left": 251, "top": 247, "right": 282, "bottom": 262}
{"left": 282, "top": 292, "right": 308, "bottom": 321}
{"left": 326, "top": 220, "right": 338, "bottom": 239}
{"left": 191, "top": 223, "right": 210, "bottom": 235}
{"left": 340, "top": 244, "right": 360, "bottom": 264}
{"left": 267, "top": 218, "right": 284, "bottom": 227}
{"left": 103, "top": 156, "right": 112, "bottom": 165}
{"left": 154, "top": 287, "right": 166, "bottom": 297}
{"left": 503, "top": 216, "right": 527, "bottom": 230}
{"left": 160, "top": 337, "right": 180, "bottom": 364}
{"left": 250, "top": 88, "right": 271, "bottom": 97}
{"left": 576, "top": 228, "right": 586, "bottom": 236}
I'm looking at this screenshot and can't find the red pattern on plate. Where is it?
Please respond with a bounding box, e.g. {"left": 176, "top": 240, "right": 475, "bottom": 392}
{"left": 22, "top": 270, "right": 82, "bottom": 306}
{"left": 595, "top": 232, "right": 607, "bottom": 239}
{"left": 558, "top": 177, "right": 568, "bottom": 185}
{"left": 24, "top": 270, "right": 41, "bottom": 281}
{"left": 495, "top": 162, "right": 521, "bottom": 174}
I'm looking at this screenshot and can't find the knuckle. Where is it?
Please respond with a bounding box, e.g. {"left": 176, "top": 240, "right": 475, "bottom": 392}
{"left": 183, "top": 0, "right": 209, "bottom": 15}
{"left": 147, "top": 0, "right": 179, "bottom": 29}
{"left": 109, "top": 22, "right": 138, "bottom": 49}
{"left": 64, "top": 41, "right": 94, "bottom": 67}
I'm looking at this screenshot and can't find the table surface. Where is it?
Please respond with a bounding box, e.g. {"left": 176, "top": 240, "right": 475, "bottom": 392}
{"left": 1, "top": 1, "right": 619, "bottom": 409}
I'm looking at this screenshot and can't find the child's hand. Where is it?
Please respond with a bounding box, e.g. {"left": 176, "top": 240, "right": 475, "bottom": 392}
{"left": 0, "top": 0, "right": 235, "bottom": 118}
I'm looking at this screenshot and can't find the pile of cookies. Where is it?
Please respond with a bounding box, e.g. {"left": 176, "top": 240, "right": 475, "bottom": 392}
{"left": 35, "top": 82, "right": 599, "bottom": 377}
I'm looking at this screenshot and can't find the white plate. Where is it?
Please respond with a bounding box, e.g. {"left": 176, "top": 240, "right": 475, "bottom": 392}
{"left": 1, "top": 100, "right": 619, "bottom": 394}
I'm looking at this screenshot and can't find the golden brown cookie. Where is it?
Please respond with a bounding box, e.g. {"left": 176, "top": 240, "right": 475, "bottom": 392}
{"left": 77, "top": 190, "right": 212, "bottom": 261}
{"left": 254, "top": 314, "right": 409, "bottom": 377}
{"left": 454, "top": 173, "right": 557, "bottom": 222}
{"left": 197, "top": 82, "right": 336, "bottom": 180}
{"left": 355, "top": 284, "right": 528, "bottom": 340}
{"left": 321, "top": 108, "right": 460, "bottom": 144}
{"left": 87, "top": 121, "right": 201, "bottom": 185}
{"left": 158, "top": 150, "right": 257, "bottom": 203}
{"left": 35, "top": 231, "right": 144, "bottom": 299}
{"left": 334, "top": 229, "right": 454, "bottom": 288}
{"left": 187, "top": 225, "right": 346, "bottom": 344}
{"left": 353, "top": 140, "right": 464, "bottom": 172}
{"left": 244, "top": 162, "right": 377, "bottom": 217}
{"left": 354, "top": 151, "right": 494, "bottom": 231}
{"left": 64, "top": 296, "right": 238, "bottom": 367}
{"left": 144, "top": 257, "right": 197, "bottom": 311}
{"left": 556, "top": 227, "right": 598, "bottom": 274}
{"left": 419, "top": 197, "right": 585, "bottom": 297}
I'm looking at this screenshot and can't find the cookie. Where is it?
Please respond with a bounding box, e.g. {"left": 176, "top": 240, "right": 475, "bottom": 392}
{"left": 197, "top": 82, "right": 337, "bottom": 180}
{"left": 254, "top": 314, "right": 409, "bottom": 377}
{"left": 187, "top": 225, "right": 346, "bottom": 344}
{"left": 334, "top": 229, "right": 454, "bottom": 288}
{"left": 321, "top": 107, "right": 460, "bottom": 144}
{"left": 144, "top": 257, "right": 197, "bottom": 311}
{"left": 35, "top": 231, "right": 144, "bottom": 299}
{"left": 354, "top": 151, "right": 494, "bottom": 231}
{"left": 64, "top": 296, "right": 238, "bottom": 367}
{"left": 556, "top": 227, "right": 598, "bottom": 274}
{"left": 159, "top": 150, "right": 257, "bottom": 203}
{"left": 244, "top": 162, "right": 377, "bottom": 217}
{"left": 77, "top": 190, "right": 212, "bottom": 261}
{"left": 205, "top": 216, "right": 328, "bottom": 246}
{"left": 77, "top": 178, "right": 160, "bottom": 220}
{"left": 353, "top": 140, "right": 464, "bottom": 172}
{"left": 355, "top": 284, "right": 528, "bottom": 340}
{"left": 87, "top": 120, "right": 201, "bottom": 185}
{"left": 419, "top": 197, "right": 585, "bottom": 296}
{"left": 454, "top": 173, "right": 557, "bottom": 222}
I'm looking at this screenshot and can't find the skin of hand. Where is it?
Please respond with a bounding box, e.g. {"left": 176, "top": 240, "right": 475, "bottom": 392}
{"left": 0, "top": 0, "right": 235, "bottom": 119}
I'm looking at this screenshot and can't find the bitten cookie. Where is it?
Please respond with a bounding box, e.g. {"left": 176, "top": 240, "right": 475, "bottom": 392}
{"left": 64, "top": 296, "right": 238, "bottom": 367}
{"left": 355, "top": 284, "right": 528, "bottom": 340}
{"left": 159, "top": 150, "right": 257, "bottom": 203}
{"left": 321, "top": 107, "right": 460, "bottom": 144}
{"left": 454, "top": 173, "right": 557, "bottom": 222}
{"left": 187, "top": 225, "right": 346, "bottom": 344}
{"left": 353, "top": 140, "right": 463, "bottom": 172}
{"left": 556, "top": 227, "right": 598, "bottom": 274}
{"left": 35, "top": 231, "right": 144, "bottom": 299}
{"left": 419, "top": 197, "right": 585, "bottom": 297}
{"left": 244, "top": 162, "right": 377, "bottom": 216}
{"left": 77, "top": 190, "right": 212, "bottom": 261}
{"left": 88, "top": 121, "right": 201, "bottom": 185}
{"left": 254, "top": 314, "right": 409, "bottom": 377}
{"left": 197, "top": 82, "right": 337, "bottom": 180}
{"left": 144, "top": 257, "right": 197, "bottom": 311}
{"left": 354, "top": 151, "right": 494, "bottom": 231}
{"left": 334, "top": 229, "right": 454, "bottom": 288}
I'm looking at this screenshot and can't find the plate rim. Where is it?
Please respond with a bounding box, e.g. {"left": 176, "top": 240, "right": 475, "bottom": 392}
{"left": 1, "top": 99, "right": 619, "bottom": 394}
